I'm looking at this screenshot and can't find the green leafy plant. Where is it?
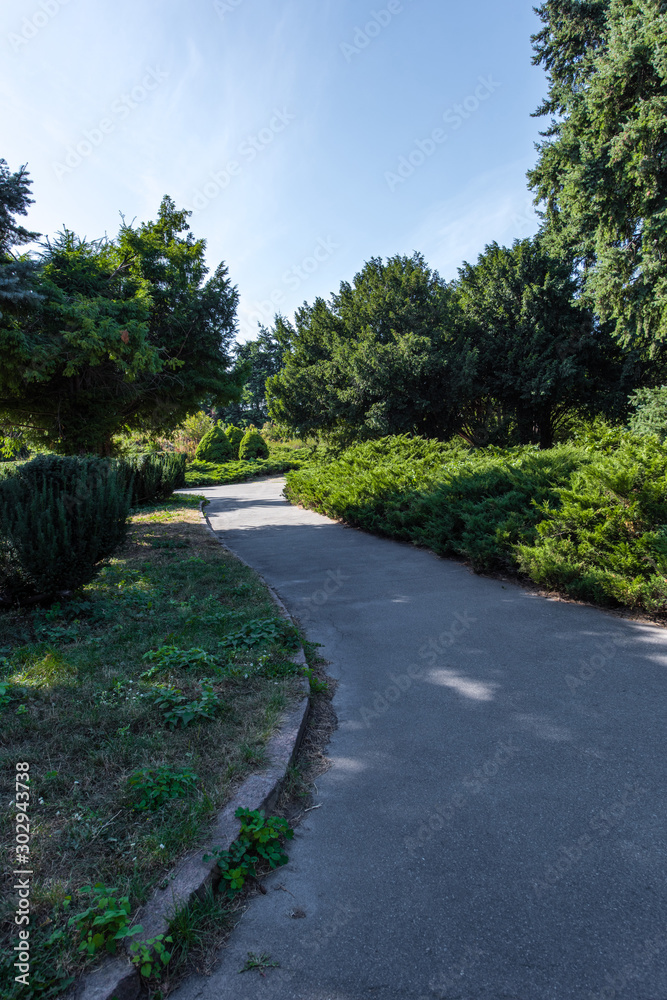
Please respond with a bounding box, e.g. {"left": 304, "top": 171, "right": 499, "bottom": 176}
{"left": 141, "top": 645, "right": 219, "bottom": 675}
{"left": 204, "top": 808, "right": 293, "bottom": 899}
{"left": 125, "top": 766, "right": 199, "bottom": 812}
{"left": 147, "top": 681, "right": 221, "bottom": 728}
{"left": 67, "top": 884, "right": 142, "bottom": 956}
{"left": 129, "top": 934, "right": 173, "bottom": 979}
{"left": 218, "top": 617, "right": 299, "bottom": 651}
{"left": 302, "top": 666, "right": 328, "bottom": 693}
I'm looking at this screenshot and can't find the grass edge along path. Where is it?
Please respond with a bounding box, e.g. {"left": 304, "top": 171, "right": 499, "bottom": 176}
{"left": 0, "top": 495, "right": 308, "bottom": 1000}
{"left": 284, "top": 433, "right": 667, "bottom": 617}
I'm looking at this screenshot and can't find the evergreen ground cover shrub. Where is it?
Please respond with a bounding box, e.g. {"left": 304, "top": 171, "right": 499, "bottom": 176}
{"left": 285, "top": 434, "right": 667, "bottom": 613}
{"left": 184, "top": 456, "right": 307, "bottom": 487}
{"left": 0, "top": 455, "right": 130, "bottom": 605}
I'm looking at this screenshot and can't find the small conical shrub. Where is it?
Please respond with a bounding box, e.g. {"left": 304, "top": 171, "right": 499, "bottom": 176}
{"left": 239, "top": 428, "right": 269, "bottom": 461}
{"left": 0, "top": 455, "right": 131, "bottom": 605}
{"left": 195, "top": 424, "right": 234, "bottom": 463}
{"left": 224, "top": 425, "right": 244, "bottom": 459}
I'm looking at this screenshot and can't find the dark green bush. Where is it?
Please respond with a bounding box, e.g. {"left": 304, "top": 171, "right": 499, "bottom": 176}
{"left": 195, "top": 424, "right": 234, "bottom": 463}
{"left": 0, "top": 455, "right": 130, "bottom": 604}
{"left": 119, "top": 453, "right": 186, "bottom": 505}
{"left": 239, "top": 429, "right": 269, "bottom": 461}
{"left": 224, "top": 425, "right": 244, "bottom": 459}
{"left": 517, "top": 436, "right": 667, "bottom": 610}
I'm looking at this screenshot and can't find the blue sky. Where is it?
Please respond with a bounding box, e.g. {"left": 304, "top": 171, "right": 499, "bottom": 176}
{"left": 1, "top": 0, "right": 546, "bottom": 341}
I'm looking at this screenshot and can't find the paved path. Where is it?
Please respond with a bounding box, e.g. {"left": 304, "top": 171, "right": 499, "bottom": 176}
{"left": 175, "top": 478, "right": 667, "bottom": 1000}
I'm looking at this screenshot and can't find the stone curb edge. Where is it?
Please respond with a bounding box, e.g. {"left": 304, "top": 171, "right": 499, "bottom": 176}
{"left": 74, "top": 498, "right": 311, "bottom": 1000}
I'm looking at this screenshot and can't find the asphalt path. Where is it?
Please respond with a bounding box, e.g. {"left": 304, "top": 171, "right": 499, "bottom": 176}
{"left": 173, "top": 477, "right": 667, "bottom": 1000}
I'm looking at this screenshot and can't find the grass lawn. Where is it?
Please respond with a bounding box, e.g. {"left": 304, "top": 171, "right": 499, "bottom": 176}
{"left": 0, "top": 495, "right": 306, "bottom": 998}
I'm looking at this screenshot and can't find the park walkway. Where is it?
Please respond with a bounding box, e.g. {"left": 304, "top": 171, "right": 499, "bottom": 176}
{"left": 174, "top": 477, "right": 667, "bottom": 1000}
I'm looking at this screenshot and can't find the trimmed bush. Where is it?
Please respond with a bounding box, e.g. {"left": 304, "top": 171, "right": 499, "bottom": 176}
{"left": 195, "top": 424, "right": 235, "bottom": 463}
{"left": 239, "top": 429, "right": 269, "bottom": 461}
{"left": 119, "top": 453, "right": 186, "bottom": 505}
{"left": 224, "top": 425, "right": 244, "bottom": 459}
{"left": 0, "top": 455, "right": 131, "bottom": 604}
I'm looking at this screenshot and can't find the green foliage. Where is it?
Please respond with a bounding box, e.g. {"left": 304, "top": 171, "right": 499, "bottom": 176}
{"left": 267, "top": 253, "right": 472, "bottom": 444}
{"left": 125, "top": 766, "right": 199, "bottom": 812}
{"left": 302, "top": 665, "right": 328, "bottom": 693}
{"left": 147, "top": 680, "right": 222, "bottom": 728}
{"left": 195, "top": 422, "right": 235, "bottom": 463}
{"left": 141, "top": 645, "right": 219, "bottom": 675}
{"left": 204, "top": 808, "right": 293, "bottom": 899}
{"left": 628, "top": 386, "right": 667, "bottom": 442}
{"left": 0, "top": 157, "right": 41, "bottom": 322}
{"left": 455, "top": 236, "right": 638, "bottom": 448}
{"left": 287, "top": 433, "right": 667, "bottom": 611}
{"left": 119, "top": 452, "right": 186, "bottom": 504}
{"left": 184, "top": 454, "right": 307, "bottom": 487}
{"left": 218, "top": 617, "right": 299, "bottom": 651}
{"left": 517, "top": 435, "right": 667, "bottom": 610}
{"left": 0, "top": 455, "right": 130, "bottom": 604}
{"left": 67, "top": 884, "right": 143, "bottom": 956}
{"left": 0, "top": 190, "right": 243, "bottom": 454}
{"left": 529, "top": 0, "right": 667, "bottom": 348}
{"left": 129, "top": 934, "right": 173, "bottom": 979}
{"left": 238, "top": 428, "right": 269, "bottom": 460}
{"left": 286, "top": 436, "right": 585, "bottom": 573}
{"left": 239, "top": 952, "right": 279, "bottom": 975}
{"left": 224, "top": 424, "right": 244, "bottom": 458}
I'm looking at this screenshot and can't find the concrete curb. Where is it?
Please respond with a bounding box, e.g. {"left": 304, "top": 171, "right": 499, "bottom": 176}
{"left": 74, "top": 500, "right": 310, "bottom": 1000}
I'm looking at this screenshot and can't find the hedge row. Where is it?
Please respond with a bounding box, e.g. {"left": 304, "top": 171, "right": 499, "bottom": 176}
{"left": 0, "top": 453, "right": 186, "bottom": 605}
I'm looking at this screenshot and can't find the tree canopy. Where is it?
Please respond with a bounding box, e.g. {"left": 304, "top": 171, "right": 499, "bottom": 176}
{"left": 454, "top": 236, "right": 638, "bottom": 448}
{"left": 528, "top": 0, "right": 667, "bottom": 350}
{"left": 0, "top": 179, "right": 243, "bottom": 454}
{"left": 266, "top": 253, "right": 475, "bottom": 444}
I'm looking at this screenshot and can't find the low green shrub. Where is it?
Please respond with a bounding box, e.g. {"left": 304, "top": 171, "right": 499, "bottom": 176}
{"left": 119, "top": 453, "right": 186, "bottom": 505}
{"left": 239, "top": 429, "right": 269, "bottom": 461}
{"left": 66, "top": 884, "right": 143, "bottom": 957}
{"left": 285, "top": 433, "right": 667, "bottom": 613}
{"left": 0, "top": 455, "right": 130, "bottom": 605}
{"left": 517, "top": 436, "right": 667, "bottom": 610}
{"left": 195, "top": 424, "right": 235, "bottom": 463}
{"left": 204, "top": 808, "right": 293, "bottom": 898}
{"left": 224, "top": 425, "right": 245, "bottom": 458}
{"left": 126, "top": 766, "right": 200, "bottom": 812}
{"left": 184, "top": 456, "right": 306, "bottom": 487}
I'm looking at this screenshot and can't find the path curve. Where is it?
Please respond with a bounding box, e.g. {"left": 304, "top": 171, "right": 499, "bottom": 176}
{"left": 175, "top": 477, "right": 667, "bottom": 1000}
